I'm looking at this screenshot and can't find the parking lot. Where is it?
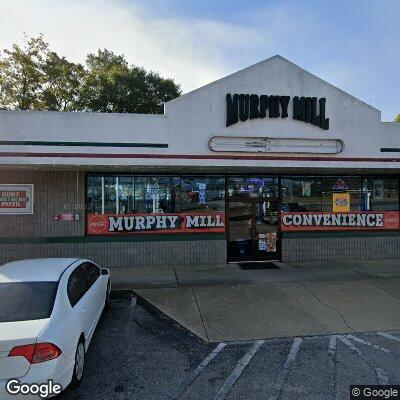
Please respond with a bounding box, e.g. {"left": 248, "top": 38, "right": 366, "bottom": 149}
{"left": 59, "top": 293, "right": 400, "bottom": 400}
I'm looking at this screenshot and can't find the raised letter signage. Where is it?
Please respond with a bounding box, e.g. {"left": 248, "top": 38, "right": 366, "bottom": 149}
{"left": 226, "top": 94, "right": 329, "bottom": 130}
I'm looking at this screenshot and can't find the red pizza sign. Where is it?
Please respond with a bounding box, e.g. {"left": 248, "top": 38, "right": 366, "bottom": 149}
{"left": 0, "top": 185, "right": 34, "bottom": 214}
{"left": 281, "top": 211, "right": 400, "bottom": 231}
{"left": 87, "top": 212, "right": 226, "bottom": 235}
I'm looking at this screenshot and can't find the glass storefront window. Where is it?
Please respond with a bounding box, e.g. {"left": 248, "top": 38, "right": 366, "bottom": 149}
{"left": 361, "top": 178, "right": 399, "bottom": 211}
{"left": 135, "top": 176, "right": 180, "bottom": 213}
{"left": 86, "top": 174, "right": 400, "bottom": 218}
{"left": 117, "top": 176, "right": 134, "bottom": 214}
{"left": 86, "top": 175, "right": 134, "bottom": 214}
{"left": 281, "top": 177, "right": 321, "bottom": 211}
{"left": 227, "top": 177, "right": 278, "bottom": 199}
{"left": 103, "top": 176, "right": 117, "bottom": 213}
{"left": 86, "top": 175, "right": 103, "bottom": 214}
{"left": 321, "top": 176, "right": 361, "bottom": 212}
{"left": 181, "top": 176, "right": 225, "bottom": 211}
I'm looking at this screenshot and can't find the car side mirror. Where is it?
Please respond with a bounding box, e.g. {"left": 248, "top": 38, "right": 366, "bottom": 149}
{"left": 101, "top": 268, "right": 109, "bottom": 275}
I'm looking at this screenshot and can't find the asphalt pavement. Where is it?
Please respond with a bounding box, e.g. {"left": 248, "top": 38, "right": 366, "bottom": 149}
{"left": 58, "top": 294, "right": 400, "bottom": 400}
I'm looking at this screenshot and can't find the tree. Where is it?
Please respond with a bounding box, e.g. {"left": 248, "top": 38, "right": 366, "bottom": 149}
{"left": 40, "top": 52, "right": 85, "bottom": 111}
{"left": 79, "top": 49, "right": 181, "bottom": 113}
{"left": 395, "top": 114, "right": 400, "bottom": 123}
{"left": 0, "top": 35, "right": 182, "bottom": 113}
{"left": 0, "top": 34, "right": 47, "bottom": 110}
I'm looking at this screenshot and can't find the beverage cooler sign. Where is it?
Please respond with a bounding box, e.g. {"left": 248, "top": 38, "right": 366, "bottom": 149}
{"left": 281, "top": 211, "right": 400, "bottom": 231}
{"left": 0, "top": 184, "right": 34, "bottom": 214}
{"left": 87, "top": 212, "right": 225, "bottom": 235}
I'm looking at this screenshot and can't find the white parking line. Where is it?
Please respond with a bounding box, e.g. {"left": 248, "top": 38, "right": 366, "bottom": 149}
{"left": 377, "top": 332, "right": 400, "bottom": 342}
{"left": 268, "top": 337, "right": 303, "bottom": 400}
{"left": 376, "top": 368, "right": 389, "bottom": 385}
{"left": 328, "top": 335, "right": 337, "bottom": 358}
{"left": 213, "top": 340, "right": 266, "bottom": 400}
{"left": 168, "top": 342, "right": 227, "bottom": 399}
{"left": 338, "top": 336, "right": 389, "bottom": 385}
{"left": 346, "top": 335, "right": 391, "bottom": 354}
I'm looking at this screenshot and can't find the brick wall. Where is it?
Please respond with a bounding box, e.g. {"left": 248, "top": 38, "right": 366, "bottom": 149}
{"left": 282, "top": 233, "right": 400, "bottom": 262}
{"left": 0, "top": 170, "right": 227, "bottom": 268}
{"left": 0, "top": 239, "right": 227, "bottom": 268}
{"left": 0, "top": 170, "right": 85, "bottom": 238}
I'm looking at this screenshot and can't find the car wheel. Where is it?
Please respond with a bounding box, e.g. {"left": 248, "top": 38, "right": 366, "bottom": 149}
{"left": 105, "top": 280, "right": 111, "bottom": 309}
{"left": 70, "top": 339, "right": 85, "bottom": 388}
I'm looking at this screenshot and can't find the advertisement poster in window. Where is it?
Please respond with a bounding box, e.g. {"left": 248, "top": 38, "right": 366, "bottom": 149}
{"left": 0, "top": 184, "right": 34, "bottom": 214}
{"left": 302, "top": 181, "right": 312, "bottom": 197}
{"left": 333, "top": 193, "right": 350, "bottom": 212}
{"left": 373, "top": 180, "right": 384, "bottom": 200}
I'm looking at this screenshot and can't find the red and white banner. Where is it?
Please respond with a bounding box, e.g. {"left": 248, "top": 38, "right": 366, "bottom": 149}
{"left": 281, "top": 211, "right": 400, "bottom": 231}
{"left": 87, "top": 212, "right": 226, "bottom": 235}
{"left": 0, "top": 184, "right": 34, "bottom": 214}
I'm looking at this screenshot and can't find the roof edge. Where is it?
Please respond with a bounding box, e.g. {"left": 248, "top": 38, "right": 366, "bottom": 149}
{"left": 166, "top": 55, "right": 380, "bottom": 115}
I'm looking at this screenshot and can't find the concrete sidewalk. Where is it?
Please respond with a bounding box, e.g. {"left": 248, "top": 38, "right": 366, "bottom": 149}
{"left": 110, "top": 259, "right": 400, "bottom": 289}
{"left": 111, "top": 260, "right": 400, "bottom": 342}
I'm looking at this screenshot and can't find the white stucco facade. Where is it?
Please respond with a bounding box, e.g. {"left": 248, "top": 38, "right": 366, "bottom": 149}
{"left": 1, "top": 55, "right": 399, "bottom": 172}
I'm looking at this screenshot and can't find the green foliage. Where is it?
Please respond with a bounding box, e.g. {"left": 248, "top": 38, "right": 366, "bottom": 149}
{"left": 0, "top": 34, "right": 47, "bottom": 110}
{"left": 0, "top": 35, "right": 181, "bottom": 113}
{"left": 395, "top": 114, "right": 400, "bottom": 123}
{"left": 41, "top": 52, "right": 85, "bottom": 111}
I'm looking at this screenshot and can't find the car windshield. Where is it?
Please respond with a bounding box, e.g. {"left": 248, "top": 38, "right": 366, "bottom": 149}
{"left": 0, "top": 282, "right": 58, "bottom": 323}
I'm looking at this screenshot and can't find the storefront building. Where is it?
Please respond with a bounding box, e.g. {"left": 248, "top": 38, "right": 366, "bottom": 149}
{"left": 1, "top": 55, "right": 400, "bottom": 268}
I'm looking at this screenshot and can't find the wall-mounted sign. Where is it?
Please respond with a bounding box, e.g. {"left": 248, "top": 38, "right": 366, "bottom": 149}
{"left": 87, "top": 212, "right": 225, "bottom": 235}
{"left": 226, "top": 94, "right": 329, "bottom": 130}
{"left": 0, "top": 184, "right": 33, "bottom": 214}
{"left": 332, "top": 193, "right": 350, "bottom": 212}
{"left": 281, "top": 211, "right": 399, "bottom": 231}
{"left": 209, "top": 136, "right": 343, "bottom": 154}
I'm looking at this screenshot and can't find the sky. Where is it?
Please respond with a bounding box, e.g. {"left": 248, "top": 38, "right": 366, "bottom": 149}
{"left": 0, "top": 0, "right": 399, "bottom": 120}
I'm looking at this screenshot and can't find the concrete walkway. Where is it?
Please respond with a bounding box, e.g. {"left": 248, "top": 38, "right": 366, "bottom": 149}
{"left": 110, "top": 260, "right": 400, "bottom": 342}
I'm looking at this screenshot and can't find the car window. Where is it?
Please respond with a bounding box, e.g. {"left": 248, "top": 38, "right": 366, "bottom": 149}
{"left": 67, "top": 265, "right": 88, "bottom": 307}
{"left": 0, "top": 282, "right": 58, "bottom": 322}
{"left": 82, "top": 262, "right": 100, "bottom": 289}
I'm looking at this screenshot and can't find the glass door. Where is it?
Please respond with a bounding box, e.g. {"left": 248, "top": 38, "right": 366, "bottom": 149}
{"left": 227, "top": 202, "right": 253, "bottom": 261}
{"left": 228, "top": 200, "right": 280, "bottom": 261}
{"left": 253, "top": 199, "right": 279, "bottom": 260}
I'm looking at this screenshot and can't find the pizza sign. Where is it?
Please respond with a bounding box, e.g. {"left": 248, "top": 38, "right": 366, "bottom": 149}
{"left": 0, "top": 185, "right": 34, "bottom": 214}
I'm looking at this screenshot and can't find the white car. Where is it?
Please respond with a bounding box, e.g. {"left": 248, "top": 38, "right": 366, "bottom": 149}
{"left": 0, "top": 258, "right": 111, "bottom": 399}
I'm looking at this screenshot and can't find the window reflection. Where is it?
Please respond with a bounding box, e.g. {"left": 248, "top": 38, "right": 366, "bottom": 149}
{"left": 181, "top": 177, "right": 225, "bottom": 212}
{"left": 227, "top": 177, "right": 278, "bottom": 199}
{"left": 135, "top": 177, "right": 180, "bottom": 213}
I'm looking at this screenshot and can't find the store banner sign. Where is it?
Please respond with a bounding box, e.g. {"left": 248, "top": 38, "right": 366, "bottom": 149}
{"left": 87, "top": 212, "right": 225, "bottom": 235}
{"left": 0, "top": 184, "right": 34, "bottom": 214}
{"left": 281, "top": 211, "right": 400, "bottom": 231}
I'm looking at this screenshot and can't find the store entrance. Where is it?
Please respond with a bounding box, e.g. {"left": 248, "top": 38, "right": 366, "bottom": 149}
{"left": 227, "top": 199, "right": 280, "bottom": 261}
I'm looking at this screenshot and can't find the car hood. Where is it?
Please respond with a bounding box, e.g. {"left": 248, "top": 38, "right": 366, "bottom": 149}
{"left": 0, "top": 318, "right": 49, "bottom": 342}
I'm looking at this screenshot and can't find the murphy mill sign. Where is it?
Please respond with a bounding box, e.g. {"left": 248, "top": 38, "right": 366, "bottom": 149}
{"left": 226, "top": 93, "right": 329, "bottom": 130}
